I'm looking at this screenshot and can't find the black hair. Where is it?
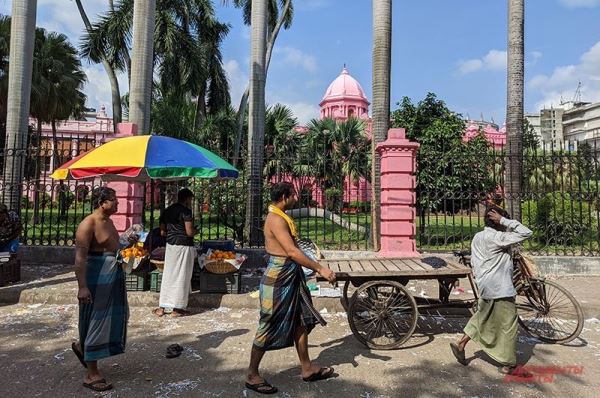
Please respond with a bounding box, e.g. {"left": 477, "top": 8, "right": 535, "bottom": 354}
{"left": 270, "top": 182, "right": 294, "bottom": 203}
{"left": 92, "top": 187, "right": 116, "bottom": 209}
{"left": 484, "top": 205, "right": 510, "bottom": 228}
{"left": 178, "top": 188, "right": 194, "bottom": 202}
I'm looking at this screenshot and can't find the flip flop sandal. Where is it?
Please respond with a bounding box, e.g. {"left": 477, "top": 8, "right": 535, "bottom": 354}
{"left": 71, "top": 342, "right": 87, "bottom": 368}
{"left": 449, "top": 343, "right": 467, "bottom": 366}
{"left": 83, "top": 378, "right": 113, "bottom": 392}
{"left": 170, "top": 309, "right": 191, "bottom": 317}
{"left": 245, "top": 381, "right": 278, "bottom": 394}
{"left": 166, "top": 344, "right": 183, "bottom": 358}
{"left": 499, "top": 366, "right": 533, "bottom": 378}
{"left": 302, "top": 367, "right": 335, "bottom": 382}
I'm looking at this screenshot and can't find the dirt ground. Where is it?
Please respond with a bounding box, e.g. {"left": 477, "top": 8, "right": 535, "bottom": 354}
{"left": 1, "top": 275, "right": 599, "bottom": 398}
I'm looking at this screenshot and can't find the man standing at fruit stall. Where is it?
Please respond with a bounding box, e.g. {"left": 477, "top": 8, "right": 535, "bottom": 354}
{"left": 245, "top": 182, "right": 337, "bottom": 394}
{"left": 153, "top": 188, "right": 197, "bottom": 317}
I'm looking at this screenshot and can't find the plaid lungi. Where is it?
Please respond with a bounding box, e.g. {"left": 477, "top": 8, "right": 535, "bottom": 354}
{"left": 79, "top": 252, "right": 129, "bottom": 361}
{"left": 253, "top": 255, "right": 325, "bottom": 351}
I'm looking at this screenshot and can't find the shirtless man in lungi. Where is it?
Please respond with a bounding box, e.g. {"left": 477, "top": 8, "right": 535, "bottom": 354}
{"left": 245, "top": 182, "right": 337, "bottom": 394}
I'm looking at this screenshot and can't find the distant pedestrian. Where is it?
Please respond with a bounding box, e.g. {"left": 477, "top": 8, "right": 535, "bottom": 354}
{"left": 245, "top": 182, "right": 337, "bottom": 394}
{"left": 71, "top": 187, "right": 136, "bottom": 392}
{"left": 0, "top": 203, "right": 21, "bottom": 253}
{"left": 450, "top": 206, "right": 533, "bottom": 375}
{"left": 153, "top": 188, "right": 197, "bottom": 317}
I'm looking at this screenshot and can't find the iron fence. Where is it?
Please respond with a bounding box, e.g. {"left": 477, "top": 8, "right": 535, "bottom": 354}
{"left": 3, "top": 126, "right": 599, "bottom": 255}
{"left": 0, "top": 131, "right": 372, "bottom": 250}
{"left": 416, "top": 141, "right": 600, "bottom": 256}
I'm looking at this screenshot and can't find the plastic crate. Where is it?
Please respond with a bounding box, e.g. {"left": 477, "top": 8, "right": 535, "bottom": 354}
{"left": 198, "top": 269, "right": 241, "bottom": 294}
{"left": 0, "top": 253, "right": 20, "bottom": 287}
{"left": 125, "top": 271, "right": 148, "bottom": 291}
{"left": 150, "top": 270, "right": 162, "bottom": 292}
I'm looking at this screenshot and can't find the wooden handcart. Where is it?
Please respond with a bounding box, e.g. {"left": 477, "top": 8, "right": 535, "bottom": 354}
{"left": 317, "top": 256, "right": 476, "bottom": 350}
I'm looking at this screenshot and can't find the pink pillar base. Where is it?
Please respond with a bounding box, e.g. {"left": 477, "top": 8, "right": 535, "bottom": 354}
{"left": 106, "top": 122, "right": 143, "bottom": 234}
{"left": 376, "top": 128, "right": 420, "bottom": 258}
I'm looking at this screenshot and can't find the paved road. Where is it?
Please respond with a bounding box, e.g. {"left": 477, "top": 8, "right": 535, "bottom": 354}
{"left": 1, "top": 277, "right": 599, "bottom": 397}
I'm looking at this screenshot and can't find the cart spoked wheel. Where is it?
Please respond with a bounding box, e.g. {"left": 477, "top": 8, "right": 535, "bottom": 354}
{"left": 516, "top": 278, "right": 584, "bottom": 344}
{"left": 341, "top": 280, "right": 352, "bottom": 310}
{"left": 348, "top": 280, "right": 418, "bottom": 350}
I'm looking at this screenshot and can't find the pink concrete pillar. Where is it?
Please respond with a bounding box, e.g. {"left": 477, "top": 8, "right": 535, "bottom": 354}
{"left": 376, "top": 128, "right": 420, "bottom": 258}
{"left": 106, "top": 122, "right": 144, "bottom": 233}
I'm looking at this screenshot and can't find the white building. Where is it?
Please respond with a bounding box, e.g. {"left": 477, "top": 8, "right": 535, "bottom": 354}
{"left": 526, "top": 100, "right": 600, "bottom": 150}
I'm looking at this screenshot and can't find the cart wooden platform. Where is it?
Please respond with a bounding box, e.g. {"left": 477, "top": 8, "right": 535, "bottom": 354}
{"left": 317, "top": 256, "right": 477, "bottom": 350}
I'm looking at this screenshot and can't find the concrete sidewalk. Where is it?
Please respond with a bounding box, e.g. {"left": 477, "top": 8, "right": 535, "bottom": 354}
{"left": 0, "top": 302, "right": 598, "bottom": 397}
{"left": 2, "top": 263, "right": 600, "bottom": 319}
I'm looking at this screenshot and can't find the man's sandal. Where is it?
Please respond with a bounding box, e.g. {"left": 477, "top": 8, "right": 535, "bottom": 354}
{"left": 450, "top": 343, "right": 467, "bottom": 366}
{"left": 71, "top": 342, "right": 87, "bottom": 368}
{"left": 83, "top": 378, "right": 113, "bottom": 392}
{"left": 302, "top": 367, "right": 335, "bottom": 382}
{"left": 245, "top": 380, "right": 278, "bottom": 394}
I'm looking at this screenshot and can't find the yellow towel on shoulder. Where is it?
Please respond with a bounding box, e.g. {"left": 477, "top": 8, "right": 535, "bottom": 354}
{"left": 268, "top": 205, "right": 298, "bottom": 239}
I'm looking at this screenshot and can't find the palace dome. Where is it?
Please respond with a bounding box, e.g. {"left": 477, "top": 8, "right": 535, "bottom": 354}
{"left": 320, "top": 67, "right": 369, "bottom": 105}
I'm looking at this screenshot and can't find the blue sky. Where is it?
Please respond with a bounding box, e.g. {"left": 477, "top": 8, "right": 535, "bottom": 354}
{"left": 1, "top": 0, "right": 600, "bottom": 124}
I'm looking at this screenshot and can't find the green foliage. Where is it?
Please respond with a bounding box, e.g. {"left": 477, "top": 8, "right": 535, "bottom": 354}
{"left": 522, "top": 192, "right": 597, "bottom": 245}
{"left": 348, "top": 200, "right": 371, "bottom": 212}
{"left": 391, "top": 93, "right": 497, "bottom": 212}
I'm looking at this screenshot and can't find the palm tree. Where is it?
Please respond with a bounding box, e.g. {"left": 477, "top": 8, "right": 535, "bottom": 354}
{"left": 128, "top": 0, "right": 156, "bottom": 134}
{"left": 304, "top": 117, "right": 370, "bottom": 210}
{"left": 245, "top": 0, "right": 268, "bottom": 246}
{"left": 80, "top": 1, "right": 231, "bottom": 135}
{"left": 74, "top": 0, "right": 121, "bottom": 132}
{"left": 227, "top": 0, "right": 294, "bottom": 167}
{"left": 263, "top": 104, "right": 300, "bottom": 179}
{"left": 29, "top": 29, "right": 87, "bottom": 220}
{"left": 2, "top": 0, "right": 37, "bottom": 211}
{"left": 506, "top": 0, "right": 524, "bottom": 220}
{"left": 371, "top": 0, "right": 392, "bottom": 250}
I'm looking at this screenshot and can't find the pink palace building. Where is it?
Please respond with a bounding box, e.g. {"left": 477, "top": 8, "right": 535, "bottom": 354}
{"left": 28, "top": 68, "right": 506, "bottom": 207}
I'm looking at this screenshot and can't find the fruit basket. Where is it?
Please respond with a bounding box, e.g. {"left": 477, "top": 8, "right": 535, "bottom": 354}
{"left": 120, "top": 243, "right": 150, "bottom": 274}
{"left": 201, "top": 249, "right": 246, "bottom": 274}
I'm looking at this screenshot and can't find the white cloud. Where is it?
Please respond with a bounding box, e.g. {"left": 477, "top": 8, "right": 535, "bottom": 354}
{"left": 223, "top": 59, "right": 249, "bottom": 109}
{"left": 274, "top": 46, "right": 317, "bottom": 73}
{"left": 558, "top": 0, "right": 600, "bottom": 8}
{"left": 81, "top": 65, "right": 128, "bottom": 114}
{"left": 458, "top": 59, "right": 483, "bottom": 74}
{"left": 529, "top": 41, "right": 600, "bottom": 110}
{"left": 529, "top": 50, "right": 543, "bottom": 66}
{"left": 457, "top": 49, "right": 507, "bottom": 75}
{"left": 273, "top": 101, "right": 320, "bottom": 125}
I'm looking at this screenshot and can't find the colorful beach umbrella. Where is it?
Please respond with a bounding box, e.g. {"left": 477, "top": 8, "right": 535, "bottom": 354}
{"left": 50, "top": 135, "right": 238, "bottom": 180}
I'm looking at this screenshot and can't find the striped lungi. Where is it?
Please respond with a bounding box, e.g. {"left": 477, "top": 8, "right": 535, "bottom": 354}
{"left": 79, "top": 252, "right": 129, "bottom": 362}
{"left": 253, "top": 255, "right": 325, "bottom": 351}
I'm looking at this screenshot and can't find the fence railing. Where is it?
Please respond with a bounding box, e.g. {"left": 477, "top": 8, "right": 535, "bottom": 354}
{"left": 416, "top": 141, "right": 600, "bottom": 256}
{"left": 2, "top": 128, "right": 599, "bottom": 255}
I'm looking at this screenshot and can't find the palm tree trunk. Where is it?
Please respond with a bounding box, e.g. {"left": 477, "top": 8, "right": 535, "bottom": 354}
{"left": 371, "top": 0, "right": 392, "bottom": 251}
{"left": 2, "top": 0, "right": 37, "bottom": 213}
{"left": 194, "top": 82, "right": 207, "bottom": 130}
{"left": 506, "top": 0, "right": 524, "bottom": 221}
{"left": 129, "top": 0, "right": 156, "bottom": 135}
{"left": 75, "top": 0, "right": 122, "bottom": 133}
{"left": 244, "top": 0, "right": 268, "bottom": 246}
{"left": 232, "top": 0, "right": 291, "bottom": 168}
